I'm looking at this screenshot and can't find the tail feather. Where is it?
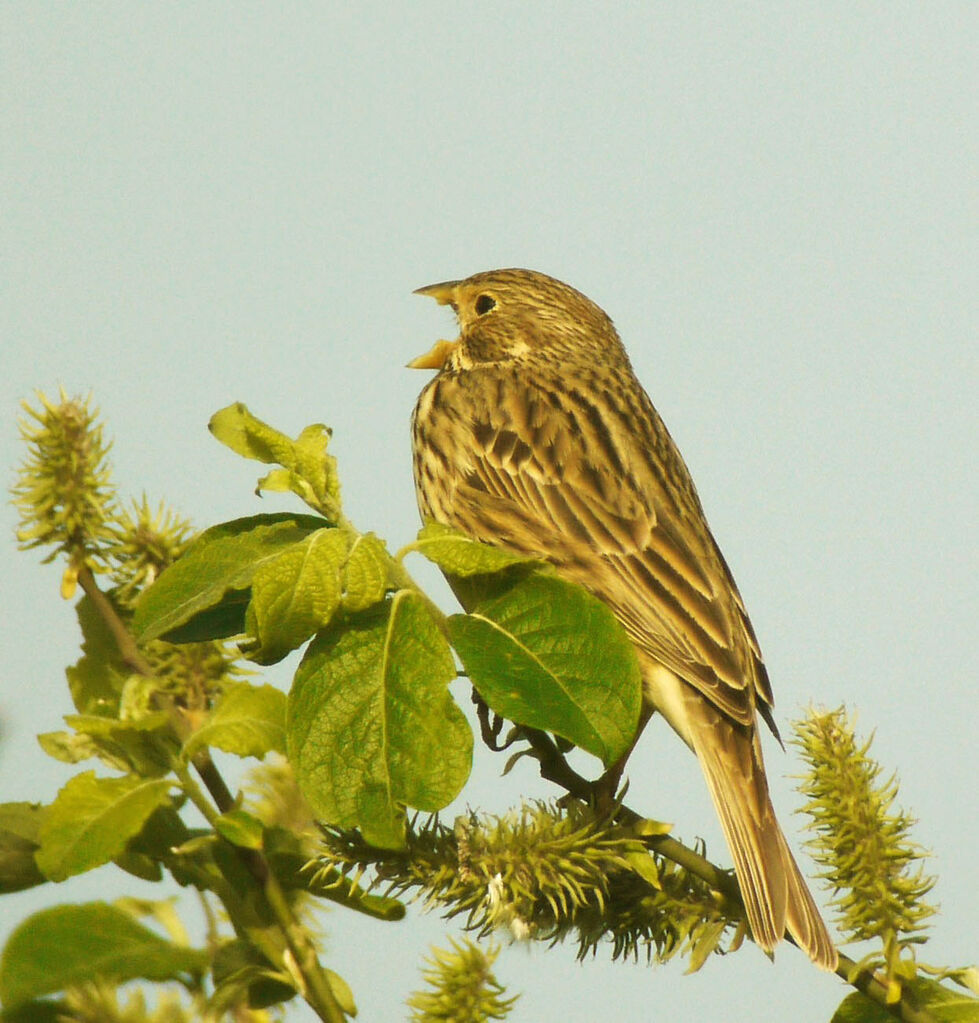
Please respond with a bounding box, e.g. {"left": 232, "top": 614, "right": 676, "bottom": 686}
{"left": 686, "top": 695, "right": 837, "bottom": 970}
{"left": 778, "top": 828, "right": 838, "bottom": 970}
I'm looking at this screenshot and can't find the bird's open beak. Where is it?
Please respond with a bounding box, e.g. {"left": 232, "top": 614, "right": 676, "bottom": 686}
{"left": 413, "top": 280, "right": 460, "bottom": 305}
{"left": 407, "top": 338, "right": 458, "bottom": 370}
{"left": 408, "top": 280, "right": 462, "bottom": 369}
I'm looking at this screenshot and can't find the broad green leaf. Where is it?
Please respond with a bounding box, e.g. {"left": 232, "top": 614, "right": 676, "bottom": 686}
{"left": 157, "top": 591, "right": 251, "bottom": 645}
{"left": 132, "top": 513, "right": 327, "bottom": 643}
{"left": 288, "top": 591, "right": 471, "bottom": 848}
{"left": 832, "top": 979, "right": 979, "bottom": 1023}
{"left": 208, "top": 404, "right": 341, "bottom": 520}
{"left": 35, "top": 773, "right": 173, "bottom": 881}
{"left": 183, "top": 683, "right": 286, "bottom": 760}
{"left": 325, "top": 969, "right": 356, "bottom": 1017}
{"left": 124, "top": 805, "right": 197, "bottom": 888}
{"left": 0, "top": 803, "right": 44, "bottom": 844}
{"left": 0, "top": 902, "right": 206, "bottom": 1009}
{"left": 214, "top": 810, "right": 265, "bottom": 850}
{"left": 0, "top": 998, "right": 64, "bottom": 1022}
{"left": 409, "top": 522, "right": 537, "bottom": 576}
{"left": 125, "top": 804, "right": 191, "bottom": 859}
{"left": 59, "top": 712, "right": 176, "bottom": 777}
{"left": 243, "top": 527, "right": 350, "bottom": 664}
{"left": 254, "top": 466, "right": 296, "bottom": 494}
{"left": 211, "top": 939, "right": 297, "bottom": 1011}
{"left": 65, "top": 596, "right": 126, "bottom": 715}
{"left": 64, "top": 712, "right": 172, "bottom": 734}
{"left": 447, "top": 573, "right": 642, "bottom": 766}
{"left": 0, "top": 803, "right": 46, "bottom": 894}
{"left": 37, "top": 730, "right": 103, "bottom": 766}
{"left": 342, "top": 532, "right": 393, "bottom": 612}
{"left": 113, "top": 847, "right": 163, "bottom": 882}
{"left": 921, "top": 980, "right": 979, "bottom": 1022}
{"left": 112, "top": 897, "right": 190, "bottom": 946}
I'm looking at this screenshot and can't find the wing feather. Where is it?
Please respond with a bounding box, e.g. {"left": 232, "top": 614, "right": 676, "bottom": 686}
{"left": 418, "top": 368, "right": 772, "bottom": 727}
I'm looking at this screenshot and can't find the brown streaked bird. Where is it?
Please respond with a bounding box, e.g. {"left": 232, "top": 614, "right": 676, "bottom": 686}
{"left": 408, "top": 268, "right": 836, "bottom": 970}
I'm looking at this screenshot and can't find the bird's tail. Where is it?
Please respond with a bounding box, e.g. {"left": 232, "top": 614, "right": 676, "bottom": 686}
{"left": 686, "top": 697, "right": 838, "bottom": 970}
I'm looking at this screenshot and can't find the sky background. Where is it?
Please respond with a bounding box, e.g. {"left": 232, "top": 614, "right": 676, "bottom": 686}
{"left": 2, "top": 4, "right": 976, "bottom": 1021}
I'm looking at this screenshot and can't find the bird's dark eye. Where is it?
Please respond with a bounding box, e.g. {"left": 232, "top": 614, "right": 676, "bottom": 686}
{"left": 474, "top": 294, "right": 496, "bottom": 315}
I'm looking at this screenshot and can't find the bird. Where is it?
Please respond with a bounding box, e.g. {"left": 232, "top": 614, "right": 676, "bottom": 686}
{"left": 408, "top": 268, "right": 836, "bottom": 970}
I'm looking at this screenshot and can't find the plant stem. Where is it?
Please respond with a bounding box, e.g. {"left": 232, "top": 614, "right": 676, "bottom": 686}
{"left": 517, "top": 727, "right": 936, "bottom": 1023}
{"left": 76, "top": 564, "right": 233, "bottom": 807}
{"left": 77, "top": 564, "right": 154, "bottom": 676}
{"left": 76, "top": 564, "right": 349, "bottom": 1023}
{"left": 835, "top": 951, "right": 936, "bottom": 1023}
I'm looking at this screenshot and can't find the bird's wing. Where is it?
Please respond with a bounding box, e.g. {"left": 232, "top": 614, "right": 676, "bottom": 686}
{"left": 434, "top": 370, "right": 773, "bottom": 728}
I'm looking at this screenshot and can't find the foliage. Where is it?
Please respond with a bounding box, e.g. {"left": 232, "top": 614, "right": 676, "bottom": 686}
{"left": 407, "top": 939, "right": 517, "bottom": 1022}
{"left": 315, "top": 804, "right": 736, "bottom": 969}
{"left": 2, "top": 393, "right": 975, "bottom": 1023}
{"left": 794, "top": 709, "right": 948, "bottom": 1006}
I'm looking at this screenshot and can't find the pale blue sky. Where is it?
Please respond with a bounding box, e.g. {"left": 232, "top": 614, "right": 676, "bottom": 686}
{"left": 2, "top": 5, "right": 976, "bottom": 1021}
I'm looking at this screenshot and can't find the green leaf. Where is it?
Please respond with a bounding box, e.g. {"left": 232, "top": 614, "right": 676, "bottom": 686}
{"left": 254, "top": 466, "right": 297, "bottom": 494}
{"left": 0, "top": 803, "right": 47, "bottom": 895}
{"left": 342, "top": 532, "right": 394, "bottom": 612}
{"left": 113, "top": 847, "right": 163, "bottom": 882}
{"left": 686, "top": 918, "right": 728, "bottom": 974}
{"left": 208, "top": 404, "right": 341, "bottom": 520}
{"left": 37, "top": 730, "right": 103, "bottom": 766}
{"left": 132, "top": 513, "right": 327, "bottom": 643}
{"left": 211, "top": 939, "right": 297, "bottom": 1011}
{"left": 124, "top": 805, "right": 197, "bottom": 888}
{"left": 0, "top": 902, "right": 206, "bottom": 1009}
{"left": 0, "top": 999, "right": 64, "bottom": 1023}
{"left": 0, "top": 804, "right": 44, "bottom": 845}
{"left": 35, "top": 773, "right": 173, "bottom": 881}
{"left": 288, "top": 591, "right": 472, "bottom": 848}
{"left": 243, "top": 527, "right": 350, "bottom": 664}
{"left": 625, "top": 850, "right": 662, "bottom": 890}
{"left": 831, "top": 979, "right": 979, "bottom": 1023}
{"left": 159, "top": 590, "right": 252, "bottom": 645}
{"left": 409, "top": 521, "right": 538, "bottom": 576}
{"left": 60, "top": 712, "right": 176, "bottom": 776}
{"left": 183, "top": 683, "right": 286, "bottom": 760}
{"left": 40, "top": 712, "right": 174, "bottom": 776}
{"left": 125, "top": 804, "right": 191, "bottom": 858}
{"left": 900, "top": 977, "right": 977, "bottom": 1018}
{"left": 325, "top": 969, "right": 356, "bottom": 1017}
{"left": 112, "top": 897, "right": 190, "bottom": 945}
{"left": 946, "top": 970, "right": 979, "bottom": 998}
{"left": 65, "top": 596, "right": 126, "bottom": 715}
{"left": 214, "top": 810, "right": 265, "bottom": 850}
{"left": 447, "top": 572, "right": 642, "bottom": 766}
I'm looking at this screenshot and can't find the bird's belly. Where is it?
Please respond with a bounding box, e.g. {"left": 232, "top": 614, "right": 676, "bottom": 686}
{"left": 642, "top": 661, "right": 696, "bottom": 752}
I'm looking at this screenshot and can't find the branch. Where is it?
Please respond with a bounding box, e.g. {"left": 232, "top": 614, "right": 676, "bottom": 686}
{"left": 835, "top": 951, "right": 936, "bottom": 1023}
{"left": 76, "top": 564, "right": 231, "bottom": 809}
{"left": 517, "top": 728, "right": 937, "bottom": 1023}
{"left": 76, "top": 565, "right": 348, "bottom": 1023}
{"left": 77, "top": 564, "right": 154, "bottom": 677}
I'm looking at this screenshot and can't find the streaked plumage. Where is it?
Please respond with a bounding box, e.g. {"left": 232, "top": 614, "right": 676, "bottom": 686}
{"left": 409, "top": 268, "right": 836, "bottom": 969}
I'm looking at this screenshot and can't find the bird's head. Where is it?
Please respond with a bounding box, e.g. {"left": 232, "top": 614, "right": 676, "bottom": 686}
{"left": 408, "top": 268, "right": 623, "bottom": 372}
